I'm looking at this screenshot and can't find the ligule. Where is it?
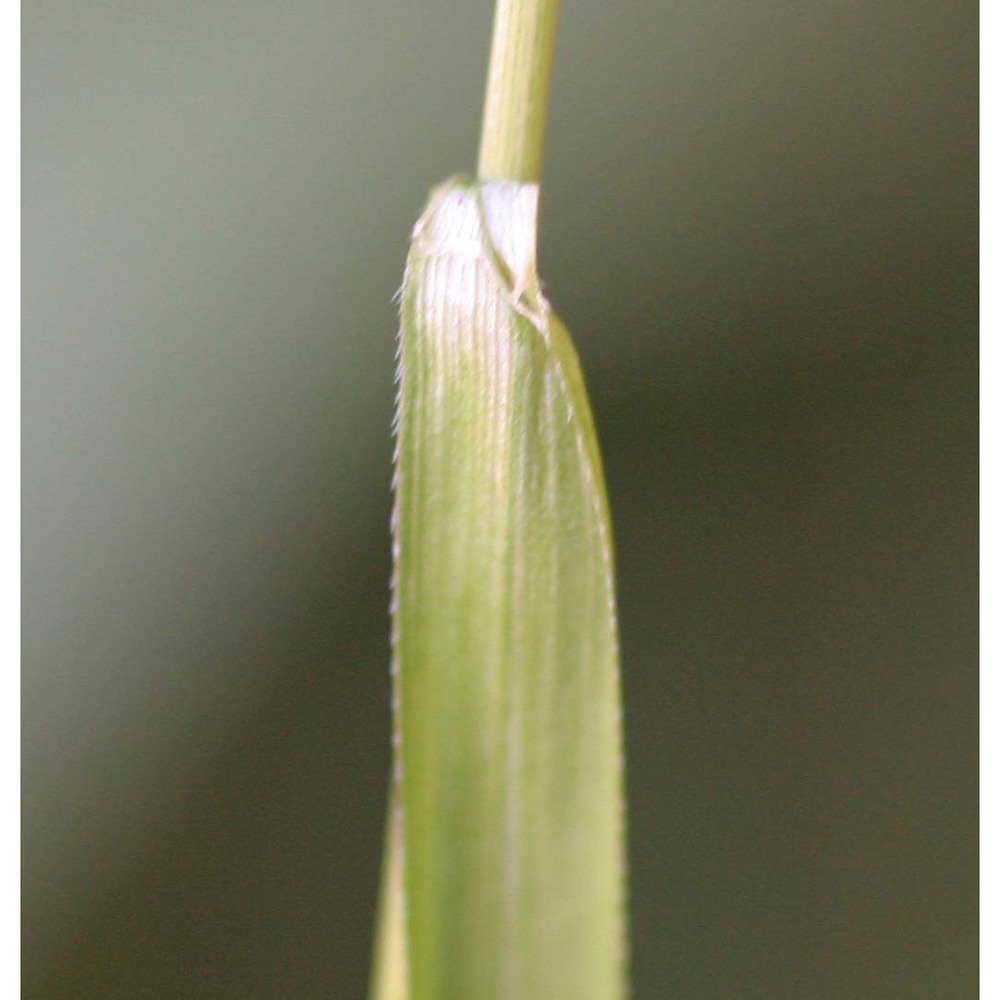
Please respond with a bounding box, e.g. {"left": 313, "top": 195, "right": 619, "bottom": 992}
{"left": 375, "top": 177, "right": 627, "bottom": 1000}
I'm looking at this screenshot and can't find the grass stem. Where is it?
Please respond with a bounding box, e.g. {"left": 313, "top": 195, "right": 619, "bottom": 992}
{"left": 477, "top": 0, "right": 561, "bottom": 183}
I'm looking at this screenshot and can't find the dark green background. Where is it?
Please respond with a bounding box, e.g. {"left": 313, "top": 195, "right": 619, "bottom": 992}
{"left": 23, "top": 2, "right": 977, "bottom": 996}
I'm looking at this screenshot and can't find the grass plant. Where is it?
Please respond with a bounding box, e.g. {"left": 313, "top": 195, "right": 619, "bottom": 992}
{"left": 371, "top": 3, "right": 628, "bottom": 997}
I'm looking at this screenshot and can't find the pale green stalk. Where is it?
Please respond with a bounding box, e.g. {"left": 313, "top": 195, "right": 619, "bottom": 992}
{"left": 477, "top": 0, "right": 561, "bottom": 182}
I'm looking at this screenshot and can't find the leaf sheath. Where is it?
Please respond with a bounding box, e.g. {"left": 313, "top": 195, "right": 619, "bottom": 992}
{"left": 382, "top": 177, "right": 628, "bottom": 1000}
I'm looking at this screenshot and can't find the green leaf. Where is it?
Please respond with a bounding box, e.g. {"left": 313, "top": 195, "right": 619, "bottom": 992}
{"left": 374, "top": 176, "right": 628, "bottom": 1000}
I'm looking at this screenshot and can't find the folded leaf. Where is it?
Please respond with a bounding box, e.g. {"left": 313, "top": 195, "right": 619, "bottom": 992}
{"left": 375, "top": 177, "right": 628, "bottom": 1000}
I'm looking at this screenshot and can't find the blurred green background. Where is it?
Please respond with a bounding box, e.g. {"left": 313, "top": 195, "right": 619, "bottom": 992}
{"left": 23, "top": 1, "right": 976, "bottom": 997}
